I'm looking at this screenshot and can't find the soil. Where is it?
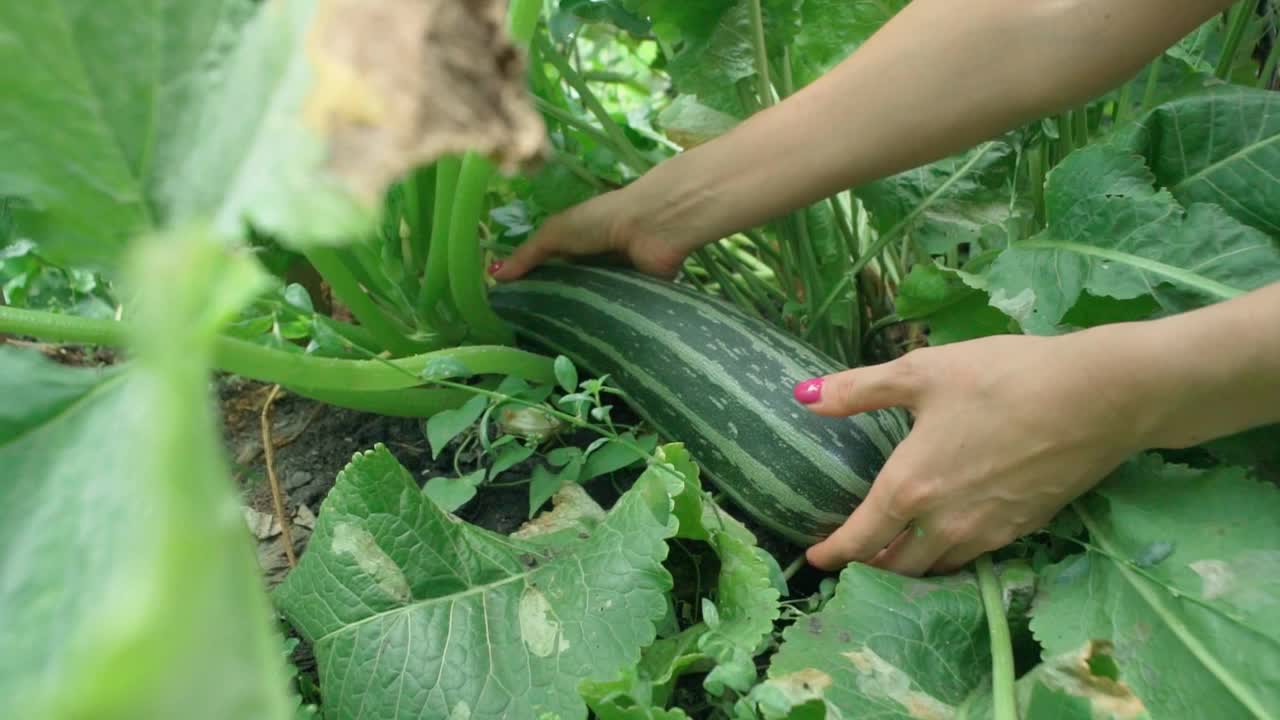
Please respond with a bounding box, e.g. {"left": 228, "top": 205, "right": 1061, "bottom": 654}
{"left": 217, "top": 374, "right": 806, "bottom": 593}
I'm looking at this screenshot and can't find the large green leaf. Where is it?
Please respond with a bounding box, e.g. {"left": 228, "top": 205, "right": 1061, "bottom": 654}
{"left": 0, "top": 0, "right": 544, "bottom": 268}
{"left": 894, "top": 261, "right": 1013, "bottom": 345}
{"left": 957, "top": 641, "right": 1150, "bottom": 720}
{"left": 1117, "top": 85, "right": 1280, "bottom": 237}
{"left": 629, "top": 0, "right": 803, "bottom": 116}
{"left": 857, "top": 140, "right": 1028, "bottom": 256}
{"left": 982, "top": 143, "right": 1280, "bottom": 334}
{"left": 745, "top": 564, "right": 990, "bottom": 719}
{"left": 0, "top": 230, "right": 291, "bottom": 719}
{"left": 791, "top": 0, "right": 909, "bottom": 87}
{"left": 1031, "top": 455, "right": 1280, "bottom": 719}
{"left": 274, "top": 444, "right": 681, "bottom": 720}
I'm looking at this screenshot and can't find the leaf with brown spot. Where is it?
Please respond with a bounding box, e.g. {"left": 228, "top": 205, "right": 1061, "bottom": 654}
{"left": 750, "top": 563, "right": 989, "bottom": 719}
{"left": 306, "top": 0, "right": 546, "bottom": 203}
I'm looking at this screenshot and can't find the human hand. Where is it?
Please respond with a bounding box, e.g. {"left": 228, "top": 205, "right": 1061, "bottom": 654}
{"left": 489, "top": 186, "right": 696, "bottom": 281}
{"left": 796, "top": 327, "right": 1161, "bottom": 576}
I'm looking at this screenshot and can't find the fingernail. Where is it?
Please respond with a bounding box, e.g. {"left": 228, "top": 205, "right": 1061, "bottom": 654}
{"left": 488, "top": 260, "right": 505, "bottom": 276}
{"left": 793, "top": 377, "right": 824, "bottom": 404}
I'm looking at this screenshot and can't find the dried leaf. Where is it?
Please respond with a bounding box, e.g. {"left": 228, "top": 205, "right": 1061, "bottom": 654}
{"left": 305, "top": 0, "right": 547, "bottom": 202}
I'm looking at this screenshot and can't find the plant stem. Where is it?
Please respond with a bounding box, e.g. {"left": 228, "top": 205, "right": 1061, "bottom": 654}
{"left": 1216, "top": 1, "right": 1253, "bottom": 80}
{"left": 403, "top": 164, "right": 436, "bottom": 279}
{"left": 507, "top": 0, "right": 542, "bottom": 45}
{"left": 1113, "top": 76, "right": 1137, "bottom": 126}
{"left": 976, "top": 555, "right": 1017, "bottom": 720}
{"left": 419, "top": 156, "right": 462, "bottom": 326}
{"left": 534, "top": 97, "right": 625, "bottom": 152}
{"left": 1073, "top": 105, "right": 1090, "bottom": 148}
{"left": 810, "top": 143, "right": 998, "bottom": 331}
{"left": 538, "top": 35, "right": 651, "bottom": 174}
{"left": 447, "top": 153, "right": 515, "bottom": 344}
{"left": 1259, "top": 29, "right": 1280, "bottom": 89}
{"left": 782, "top": 554, "right": 806, "bottom": 582}
{"left": 289, "top": 386, "right": 470, "bottom": 418}
{"left": 748, "top": 0, "right": 774, "bottom": 107}
{"left": 1141, "top": 53, "right": 1165, "bottom": 113}
{"left": 1029, "top": 142, "right": 1047, "bottom": 229}
{"left": 0, "top": 305, "right": 552, "bottom": 391}
{"left": 303, "top": 247, "right": 421, "bottom": 356}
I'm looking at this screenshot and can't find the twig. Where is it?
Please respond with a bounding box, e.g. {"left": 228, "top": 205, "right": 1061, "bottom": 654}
{"left": 782, "top": 554, "right": 807, "bottom": 583}
{"left": 261, "top": 384, "right": 298, "bottom": 568}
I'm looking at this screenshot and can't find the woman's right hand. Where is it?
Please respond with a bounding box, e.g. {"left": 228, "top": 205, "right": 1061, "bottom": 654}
{"left": 489, "top": 184, "right": 698, "bottom": 282}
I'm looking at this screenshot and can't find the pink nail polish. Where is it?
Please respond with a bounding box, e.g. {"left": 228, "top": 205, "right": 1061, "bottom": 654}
{"left": 793, "top": 377, "right": 824, "bottom": 404}
{"left": 488, "top": 260, "right": 505, "bottom": 276}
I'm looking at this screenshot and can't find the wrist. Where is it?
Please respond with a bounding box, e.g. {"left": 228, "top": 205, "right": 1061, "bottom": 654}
{"left": 626, "top": 152, "right": 723, "bottom": 254}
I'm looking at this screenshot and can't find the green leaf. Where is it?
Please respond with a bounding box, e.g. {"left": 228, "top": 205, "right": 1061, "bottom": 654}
{"left": 958, "top": 641, "right": 1150, "bottom": 719}
{"left": 632, "top": 0, "right": 804, "bottom": 116}
{"left": 0, "top": 231, "right": 290, "bottom": 719}
{"left": 422, "top": 469, "right": 485, "bottom": 513}
{"left": 0, "top": 0, "right": 544, "bottom": 269}
{"left": 580, "top": 670, "right": 693, "bottom": 720}
{"left": 426, "top": 394, "right": 488, "bottom": 459}
{"left": 274, "top": 445, "right": 679, "bottom": 720}
{"left": 554, "top": 355, "right": 580, "bottom": 393}
{"left": 752, "top": 564, "right": 989, "bottom": 719}
{"left": 658, "top": 94, "right": 740, "bottom": 148}
{"left": 791, "top": 0, "right": 908, "bottom": 87}
{"left": 584, "top": 432, "right": 651, "bottom": 480}
{"left": 1117, "top": 85, "right": 1280, "bottom": 237}
{"left": 982, "top": 144, "right": 1280, "bottom": 334}
{"left": 858, "top": 140, "right": 1028, "bottom": 256}
{"left": 700, "top": 531, "right": 783, "bottom": 695}
{"left": 1031, "top": 454, "right": 1280, "bottom": 719}
{"left": 530, "top": 456, "right": 584, "bottom": 518}
{"left": 490, "top": 442, "right": 536, "bottom": 481}
{"left": 0, "top": 0, "right": 369, "bottom": 268}
{"left": 895, "top": 262, "right": 1013, "bottom": 345}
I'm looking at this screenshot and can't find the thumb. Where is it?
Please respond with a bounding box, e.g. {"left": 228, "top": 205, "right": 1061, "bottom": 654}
{"left": 491, "top": 220, "right": 563, "bottom": 282}
{"left": 792, "top": 357, "right": 921, "bottom": 417}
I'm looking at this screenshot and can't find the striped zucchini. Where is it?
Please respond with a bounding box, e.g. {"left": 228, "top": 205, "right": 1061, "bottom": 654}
{"left": 489, "top": 265, "right": 911, "bottom": 544}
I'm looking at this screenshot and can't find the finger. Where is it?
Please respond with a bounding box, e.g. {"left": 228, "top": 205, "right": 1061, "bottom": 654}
{"left": 793, "top": 354, "right": 922, "bottom": 417}
{"left": 805, "top": 458, "right": 918, "bottom": 571}
{"left": 930, "top": 543, "right": 986, "bottom": 575}
{"left": 490, "top": 220, "right": 564, "bottom": 282}
{"left": 873, "top": 521, "right": 951, "bottom": 577}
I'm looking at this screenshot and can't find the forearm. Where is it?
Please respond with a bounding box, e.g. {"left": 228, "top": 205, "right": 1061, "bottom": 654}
{"left": 638, "top": 0, "right": 1234, "bottom": 248}
{"left": 1131, "top": 283, "right": 1280, "bottom": 449}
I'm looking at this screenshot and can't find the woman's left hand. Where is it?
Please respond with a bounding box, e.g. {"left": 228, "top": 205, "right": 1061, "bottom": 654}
{"left": 796, "top": 326, "right": 1159, "bottom": 575}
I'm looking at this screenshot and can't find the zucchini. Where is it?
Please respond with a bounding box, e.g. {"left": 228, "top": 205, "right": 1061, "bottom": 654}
{"left": 489, "top": 265, "right": 910, "bottom": 544}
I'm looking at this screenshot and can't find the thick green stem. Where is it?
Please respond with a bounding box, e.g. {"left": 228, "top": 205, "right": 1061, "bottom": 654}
{"left": 1029, "top": 142, "right": 1047, "bottom": 229}
{"left": 1055, "top": 112, "right": 1075, "bottom": 160}
{"left": 289, "top": 386, "right": 469, "bottom": 418}
{"left": 1141, "top": 53, "right": 1165, "bottom": 112}
{"left": 1113, "top": 76, "right": 1137, "bottom": 126}
{"left": 748, "top": 0, "right": 774, "bottom": 107}
{"left": 1215, "top": 1, "right": 1253, "bottom": 80}
{"left": 419, "top": 156, "right": 462, "bottom": 324}
{"left": 1259, "top": 30, "right": 1280, "bottom": 88}
{"left": 976, "top": 555, "right": 1017, "bottom": 720}
{"left": 448, "top": 153, "right": 514, "bottom": 344}
{"left": 0, "top": 305, "right": 553, "bottom": 392}
{"left": 403, "top": 165, "right": 436, "bottom": 279}
{"left": 1073, "top": 105, "right": 1090, "bottom": 148}
{"left": 303, "top": 247, "right": 421, "bottom": 356}
{"left": 507, "top": 0, "right": 542, "bottom": 45}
